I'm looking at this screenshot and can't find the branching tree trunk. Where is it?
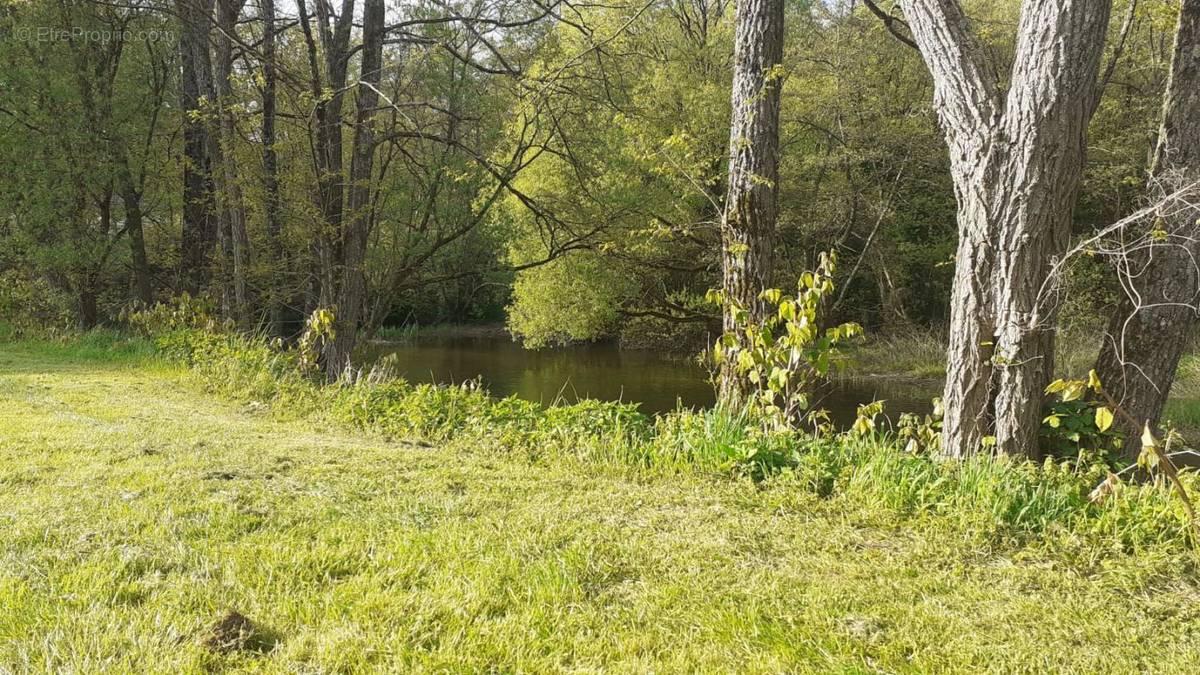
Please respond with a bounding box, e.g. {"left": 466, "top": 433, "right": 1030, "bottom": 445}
{"left": 117, "top": 165, "right": 153, "bottom": 305}
{"left": 899, "top": 0, "right": 1111, "bottom": 458}
{"left": 1095, "top": 0, "right": 1200, "bottom": 459}
{"left": 718, "top": 0, "right": 784, "bottom": 403}
{"left": 989, "top": 3, "right": 1113, "bottom": 458}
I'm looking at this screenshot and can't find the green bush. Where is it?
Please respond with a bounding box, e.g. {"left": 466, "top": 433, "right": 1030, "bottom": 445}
{"left": 0, "top": 270, "right": 73, "bottom": 335}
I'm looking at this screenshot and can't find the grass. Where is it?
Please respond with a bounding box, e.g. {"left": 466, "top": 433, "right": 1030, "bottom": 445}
{"left": 845, "top": 331, "right": 948, "bottom": 380}
{"left": 372, "top": 323, "right": 508, "bottom": 343}
{"left": 847, "top": 328, "right": 1108, "bottom": 381}
{"left": 4, "top": 334, "right": 1200, "bottom": 672}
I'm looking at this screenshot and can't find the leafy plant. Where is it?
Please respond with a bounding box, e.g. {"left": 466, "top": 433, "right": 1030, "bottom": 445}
{"left": 897, "top": 398, "right": 943, "bottom": 454}
{"left": 123, "top": 293, "right": 219, "bottom": 335}
{"left": 1042, "top": 370, "right": 1122, "bottom": 462}
{"left": 297, "top": 308, "right": 336, "bottom": 374}
{"left": 849, "top": 400, "right": 886, "bottom": 438}
{"left": 710, "top": 251, "right": 863, "bottom": 429}
{"left": 0, "top": 270, "right": 73, "bottom": 335}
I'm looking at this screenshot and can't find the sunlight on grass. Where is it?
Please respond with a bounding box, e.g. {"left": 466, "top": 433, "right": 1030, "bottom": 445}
{"left": 2, "top": 337, "right": 1200, "bottom": 672}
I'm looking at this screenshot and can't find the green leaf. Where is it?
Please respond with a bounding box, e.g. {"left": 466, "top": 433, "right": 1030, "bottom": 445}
{"left": 815, "top": 352, "right": 829, "bottom": 376}
{"left": 1095, "top": 406, "right": 1114, "bottom": 433}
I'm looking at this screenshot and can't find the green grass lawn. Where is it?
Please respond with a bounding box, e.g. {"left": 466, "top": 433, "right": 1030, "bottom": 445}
{"left": 3, "top": 340, "right": 1200, "bottom": 673}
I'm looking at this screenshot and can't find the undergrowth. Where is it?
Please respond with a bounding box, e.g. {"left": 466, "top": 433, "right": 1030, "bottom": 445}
{"left": 124, "top": 325, "right": 1200, "bottom": 562}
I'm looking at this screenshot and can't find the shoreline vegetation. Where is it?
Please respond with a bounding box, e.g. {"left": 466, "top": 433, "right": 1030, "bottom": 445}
{"left": 4, "top": 327, "right": 1200, "bottom": 670}
{"left": 367, "top": 324, "right": 1200, "bottom": 435}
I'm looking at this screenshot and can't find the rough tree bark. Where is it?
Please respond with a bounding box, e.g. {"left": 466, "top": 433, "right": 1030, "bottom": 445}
{"left": 718, "top": 0, "right": 784, "bottom": 403}
{"left": 899, "top": 0, "right": 1111, "bottom": 458}
{"left": 988, "top": 2, "right": 1113, "bottom": 458}
{"left": 213, "top": 0, "right": 250, "bottom": 324}
{"left": 176, "top": 0, "right": 216, "bottom": 294}
{"left": 1095, "top": 0, "right": 1200, "bottom": 459}
{"left": 307, "top": 0, "right": 355, "bottom": 309}
{"left": 323, "top": 0, "right": 385, "bottom": 380}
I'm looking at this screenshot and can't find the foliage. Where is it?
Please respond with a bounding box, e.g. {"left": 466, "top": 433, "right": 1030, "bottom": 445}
{"left": 95, "top": 322, "right": 1197, "bottom": 555}
{"left": 896, "top": 398, "right": 944, "bottom": 455}
{"left": 712, "top": 251, "right": 863, "bottom": 427}
{"left": 123, "top": 293, "right": 220, "bottom": 336}
{"left": 1042, "top": 370, "right": 1123, "bottom": 462}
{"left": 0, "top": 269, "right": 74, "bottom": 335}
{"left": 506, "top": 254, "right": 634, "bottom": 348}
{"left": 297, "top": 308, "right": 336, "bottom": 374}
{"left": 0, "top": 0, "right": 1170, "bottom": 356}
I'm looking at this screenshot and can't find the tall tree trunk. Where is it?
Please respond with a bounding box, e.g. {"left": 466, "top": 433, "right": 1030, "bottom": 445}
{"left": 118, "top": 168, "right": 153, "bottom": 305}
{"left": 900, "top": 0, "right": 1111, "bottom": 458}
{"left": 1095, "top": 0, "right": 1200, "bottom": 460}
{"left": 317, "top": 0, "right": 354, "bottom": 309}
{"left": 717, "top": 0, "right": 784, "bottom": 404}
{"left": 261, "top": 0, "right": 284, "bottom": 336}
{"left": 989, "top": 2, "right": 1112, "bottom": 458}
{"left": 213, "top": 0, "right": 249, "bottom": 325}
{"left": 177, "top": 0, "right": 216, "bottom": 295}
{"left": 323, "top": 0, "right": 385, "bottom": 380}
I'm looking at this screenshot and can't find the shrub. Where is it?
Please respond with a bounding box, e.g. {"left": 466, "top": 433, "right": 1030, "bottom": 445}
{"left": 711, "top": 251, "right": 862, "bottom": 429}
{"left": 0, "top": 270, "right": 73, "bottom": 335}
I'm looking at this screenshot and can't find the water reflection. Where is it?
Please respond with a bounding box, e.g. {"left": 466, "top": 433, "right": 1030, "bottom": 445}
{"left": 359, "top": 336, "right": 936, "bottom": 425}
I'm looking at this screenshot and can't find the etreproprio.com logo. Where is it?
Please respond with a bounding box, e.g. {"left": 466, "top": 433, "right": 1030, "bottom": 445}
{"left": 8, "top": 26, "right": 175, "bottom": 44}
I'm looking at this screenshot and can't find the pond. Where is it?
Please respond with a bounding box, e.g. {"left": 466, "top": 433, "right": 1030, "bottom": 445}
{"left": 360, "top": 336, "right": 938, "bottom": 426}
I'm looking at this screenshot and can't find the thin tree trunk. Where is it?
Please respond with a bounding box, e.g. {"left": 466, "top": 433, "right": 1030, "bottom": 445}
{"left": 717, "top": 0, "right": 784, "bottom": 404}
{"left": 318, "top": 0, "right": 354, "bottom": 309}
{"left": 261, "top": 0, "right": 284, "bottom": 336}
{"left": 213, "top": 0, "right": 249, "bottom": 325}
{"left": 118, "top": 168, "right": 153, "bottom": 305}
{"left": 1095, "top": 0, "right": 1200, "bottom": 460}
{"left": 324, "top": 0, "right": 385, "bottom": 380}
{"left": 78, "top": 287, "right": 99, "bottom": 330}
{"left": 176, "top": 0, "right": 216, "bottom": 295}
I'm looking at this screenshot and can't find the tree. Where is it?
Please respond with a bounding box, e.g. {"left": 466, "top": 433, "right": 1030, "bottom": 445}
{"left": 898, "top": 0, "right": 1113, "bottom": 457}
{"left": 176, "top": 0, "right": 217, "bottom": 294}
{"left": 717, "top": 0, "right": 784, "bottom": 402}
{"left": 260, "top": 0, "right": 284, "bottom": 335}
{"left": 1094, "top": 0, "right": 1200, "bottom": 459}
{"left": 212, "top": 0, "right": 250, "bottom": 323}
{"left": 0, "top": 0, "right": 172, "bottom": 326}
{"left": 322, "top": 0, "right": 385, "bottom": 378}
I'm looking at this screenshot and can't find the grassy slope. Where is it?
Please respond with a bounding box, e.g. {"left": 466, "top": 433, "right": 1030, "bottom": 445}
{"left": 2, "top": 341, "right": 1200, "bottom": 673}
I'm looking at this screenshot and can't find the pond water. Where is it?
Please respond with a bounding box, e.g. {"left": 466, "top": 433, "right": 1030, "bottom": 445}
{"left": 359, "top": 336, "right": 938, "bottom": 426}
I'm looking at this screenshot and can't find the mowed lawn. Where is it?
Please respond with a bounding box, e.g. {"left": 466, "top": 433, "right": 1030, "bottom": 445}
{"left": 2, "top": 342, "right": 1200, "bottom": 673}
